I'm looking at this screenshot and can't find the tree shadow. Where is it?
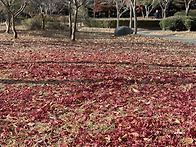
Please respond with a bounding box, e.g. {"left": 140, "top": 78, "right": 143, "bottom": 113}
{"left": 1, "top": 60, "right": 195, "bottom": 68}
{"left": 0, "top": 77, "right": 194, "bottom": 85}
{"left": 15, "top": 28, "right": 114, "bottom": 40}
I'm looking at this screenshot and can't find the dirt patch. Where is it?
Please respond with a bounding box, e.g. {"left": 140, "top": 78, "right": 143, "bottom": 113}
{"left": 0, "top": 24, "right": 116, "bottom": 41}
{"left": 1, "top": 23, "right": 196, "bottom": 40}
{"left": 151, "top": 30, "right": 196, "bottom": 38}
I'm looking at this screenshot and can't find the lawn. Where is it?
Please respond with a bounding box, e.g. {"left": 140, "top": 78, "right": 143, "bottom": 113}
{"left": 0, "top": 26, "right": 195, "bottom": 146}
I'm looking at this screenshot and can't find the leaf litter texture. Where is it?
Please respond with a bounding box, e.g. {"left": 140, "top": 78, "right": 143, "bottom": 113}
{"left": 0, "top": 34, "right": 196, "bottom": 146}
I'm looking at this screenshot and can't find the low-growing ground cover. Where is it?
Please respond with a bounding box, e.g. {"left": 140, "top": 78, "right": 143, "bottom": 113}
{"left": 0, "top": 27, "right": 195, "bottom": 146}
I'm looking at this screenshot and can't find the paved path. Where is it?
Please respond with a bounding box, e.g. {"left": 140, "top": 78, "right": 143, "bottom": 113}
{"left": 138, "top": 30, "right": 196, "bottom": 44}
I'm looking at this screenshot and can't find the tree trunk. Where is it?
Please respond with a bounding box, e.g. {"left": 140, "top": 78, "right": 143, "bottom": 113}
{"left": 0, "top": 0, "right": 27, "bottom": 39}
{"left": 71, "top": 8, "right": 78, "bottom": 41}
{"left": 185, "top": 6, "right": 190, "bottom": 16}
{"left": 68, "top": 0, "right": 72, "bottom": 38}
{"left": 6, "top": 11, "right": 11, "bottom": 33}
{"left": 185, "top": 0, "right": 193, "bottom": 16}
{"left": 129, "top": 7, "right": 133, "bottom": 28}
{"left": 162, "top": 8, "right": 167, "bottom": 18}
{"left": 133, "top": 0, "right": 137, "bottom": 34}
{"left": 145, "top": 3, "right": 156, "bottom": 18}
{"left": 41, "top": 14, "right": 45, "bottom": 30}
{"left": 93, "top": 0, "right": 96, "bottom": 18}
{"left": 11, "top": 15, "right": 17, "bottom": 39}
{"left": 108, "top": 9, "right": 111, "bottom": 18}
{"left": 117, "top": 12, "right": 120, "bottom": 28}
{"left": 116, "top": 2, "right": 119, "bottom": 28}
{"left": 141, "top": 9, "right": 145, "bottom": 18}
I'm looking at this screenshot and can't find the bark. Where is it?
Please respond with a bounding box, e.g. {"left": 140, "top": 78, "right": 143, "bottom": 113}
{"left": 185, "top": 7, "right": 190, "bottom": 16}
{"left": 41, "top": 14, "right": 45, "bottom": 30}
{"left": 130, "top": 0, "right": 137, "bottom": 34}
{"left": 145, "top": 5, "right": 149, "bottom": 18}
{"left": 11, "top": 15, "right": 17, "bottom": 38}
{"left": 69, "top": 0, "right": 86, "bottom": 41}
{"left": 162, "top": 8, "right": 166, "bottom": 18}
{"left": 116, "top": 3, "right": 120, "bottom": 28}
{"left": 141, "top": 9, "right": 145, "bottom": 18}
{"left": 116, "top": 14, "right": 120, "bottom": 28}
{"left": 108, "top": 9, "right": 111, "bottom": 18}
{"left": 0, "top": 0, "right": 27, "bottom": 38}
{"left": 129, "top": 7, "right": 133, "bottom": 28}
{"left": 185, "top": 0, "right": 193, "bottom": 16}
{"left": 68, "top": 0, "right": 72, "bottom": 38}
{"left": 133, "top": 4, "right": 137, "bottom": 34}
{"left": 159, "top": 0, "right": 172, "bottom": 18}
{"left": 71, "top": 7, "right": 78, "bottom": 41}
{"left": 144, "top": 0, "right": 157, "bottom": 18}
{"left": 6, "top": 11, "right": 11, "bottom": 33}
{"left": 115, "top": 0, "right": 129, "bottom": 28}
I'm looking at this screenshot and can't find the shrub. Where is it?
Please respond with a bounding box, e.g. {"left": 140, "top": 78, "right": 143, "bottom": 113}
{"left": 23, "top": 16, "right": 42, "bottom": 30}
{"left": 23, "top": 15, "right": 68, "bottom": 30}
{"left": 83, "top": 19, "right": 115, "bottom": 28}
{"left": 160, "top": 16, "right": 196, "bottom": 31}
{"left": 46, "top": 21, "right": 66, "bottom": 30}
{"left": 78, "top": 5, "right": 89, "bottom": 22}
{"left": 191, "top": 18, "right": 196, "bottom": 31}
{"left": 0, "top": 11, "right": 6, "bottom": 22}
{"left": 160, "top": 16, "right": 187, "bottom": 31}
{"left": 174, "top": 10, "right": 196, "bottom": 16}
{"left": 184, "top": 18, "right": 193, "bottom": 31}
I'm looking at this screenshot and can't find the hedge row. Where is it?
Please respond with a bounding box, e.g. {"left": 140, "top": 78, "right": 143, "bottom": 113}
{"left": 83, "top": 18, "right": 161, "bottom": 29}
{"left": 160, "top": 16, "right": 196, "bottom": 31}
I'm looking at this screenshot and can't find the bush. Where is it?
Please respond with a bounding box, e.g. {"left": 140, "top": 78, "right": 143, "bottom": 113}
{"left": 160, "top": 16, "right": 196, "bottom": 31}
{"left": 23, "top": 16, "right": 42, "bottom": 30}
{"left": 78, "top": 6, "right": 89, "bottom": 22}
{"left": 174, "top": 9, "right": 196, "bottom": 16}
{"left": 84, "top": 19, "right": 116, "bottom": 28}
{"left": 0, "top": 11, "right": 6, "bottom": 23}
{"left": 46, "top": 21, "right": 66, "bottom": 30}
{"left": 184, "top": 18, "right": 193, "bottom": 31}
{"left": 23, "top": 15, "right": 68, "bottom": 30}
{"left": 83, "top": 18, "right": 160, "bottom": 29}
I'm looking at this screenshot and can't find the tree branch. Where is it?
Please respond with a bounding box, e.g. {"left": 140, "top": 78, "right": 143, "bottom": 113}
{"left": 14, "top": 1, "right": 27, "bottom": 17}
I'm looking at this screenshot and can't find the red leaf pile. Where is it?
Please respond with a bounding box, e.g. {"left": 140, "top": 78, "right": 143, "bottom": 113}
{"left": 0, "top": 33, "right": 195, "bottom": 146}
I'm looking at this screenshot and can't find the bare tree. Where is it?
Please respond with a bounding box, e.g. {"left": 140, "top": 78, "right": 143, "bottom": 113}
{"left": 68, "top": 0, "right": 72, "bottom": 38}
{"left": 159, "top": 0, "right": 173, "bottom": 18}
{"left": 70, "top": 0, "right": 87, "bottom": 41}
{"left": 27, "top": 0, "right": 62, "bottom": 30}
{"left": 0, "top": 0, "right": 27, "bottom": 38}
{"left": 142, "top": 0, "right": 158, "bottom": 18}
{"left": 129, "top": 0, "right": 137, "bottom": 34}
{"left": 113, "top": 0, "right": 129, "bottom": 28}
{"left": 184, "top": 0, "right": 193, "bottom": 16}
{"left": 129, "top": 5, "right": 132, "bottom": 28}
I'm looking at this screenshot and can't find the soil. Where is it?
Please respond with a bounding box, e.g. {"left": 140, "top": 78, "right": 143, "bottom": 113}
{"left": 78, "top": 27, "right": 196, "bottom": 38}
{"left": 1, "top": 23, "right": 196, "bottom": 39}
{"left": 150, "top": 30, "right": 196, "bottom": 38}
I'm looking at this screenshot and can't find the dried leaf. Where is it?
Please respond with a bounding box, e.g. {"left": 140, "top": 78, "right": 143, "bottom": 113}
{"left": 122, "top": 134, "right": 128, "bottom": 139}
{"left": 132, "top": 88, "right": 139, "bottom": 93}
{"left": 174, "top": 119, "right": 181, "bottom": 124}
{"left": 182, "top": 137, "right": 194, "bottom": 144}
{"left": 131, "top": 132, "right": 139, "bottom": 137}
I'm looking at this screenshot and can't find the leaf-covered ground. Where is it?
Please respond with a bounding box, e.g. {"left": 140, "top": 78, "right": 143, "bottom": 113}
{"left": 0, "top": 29, "right": 196, "bottom": 146}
